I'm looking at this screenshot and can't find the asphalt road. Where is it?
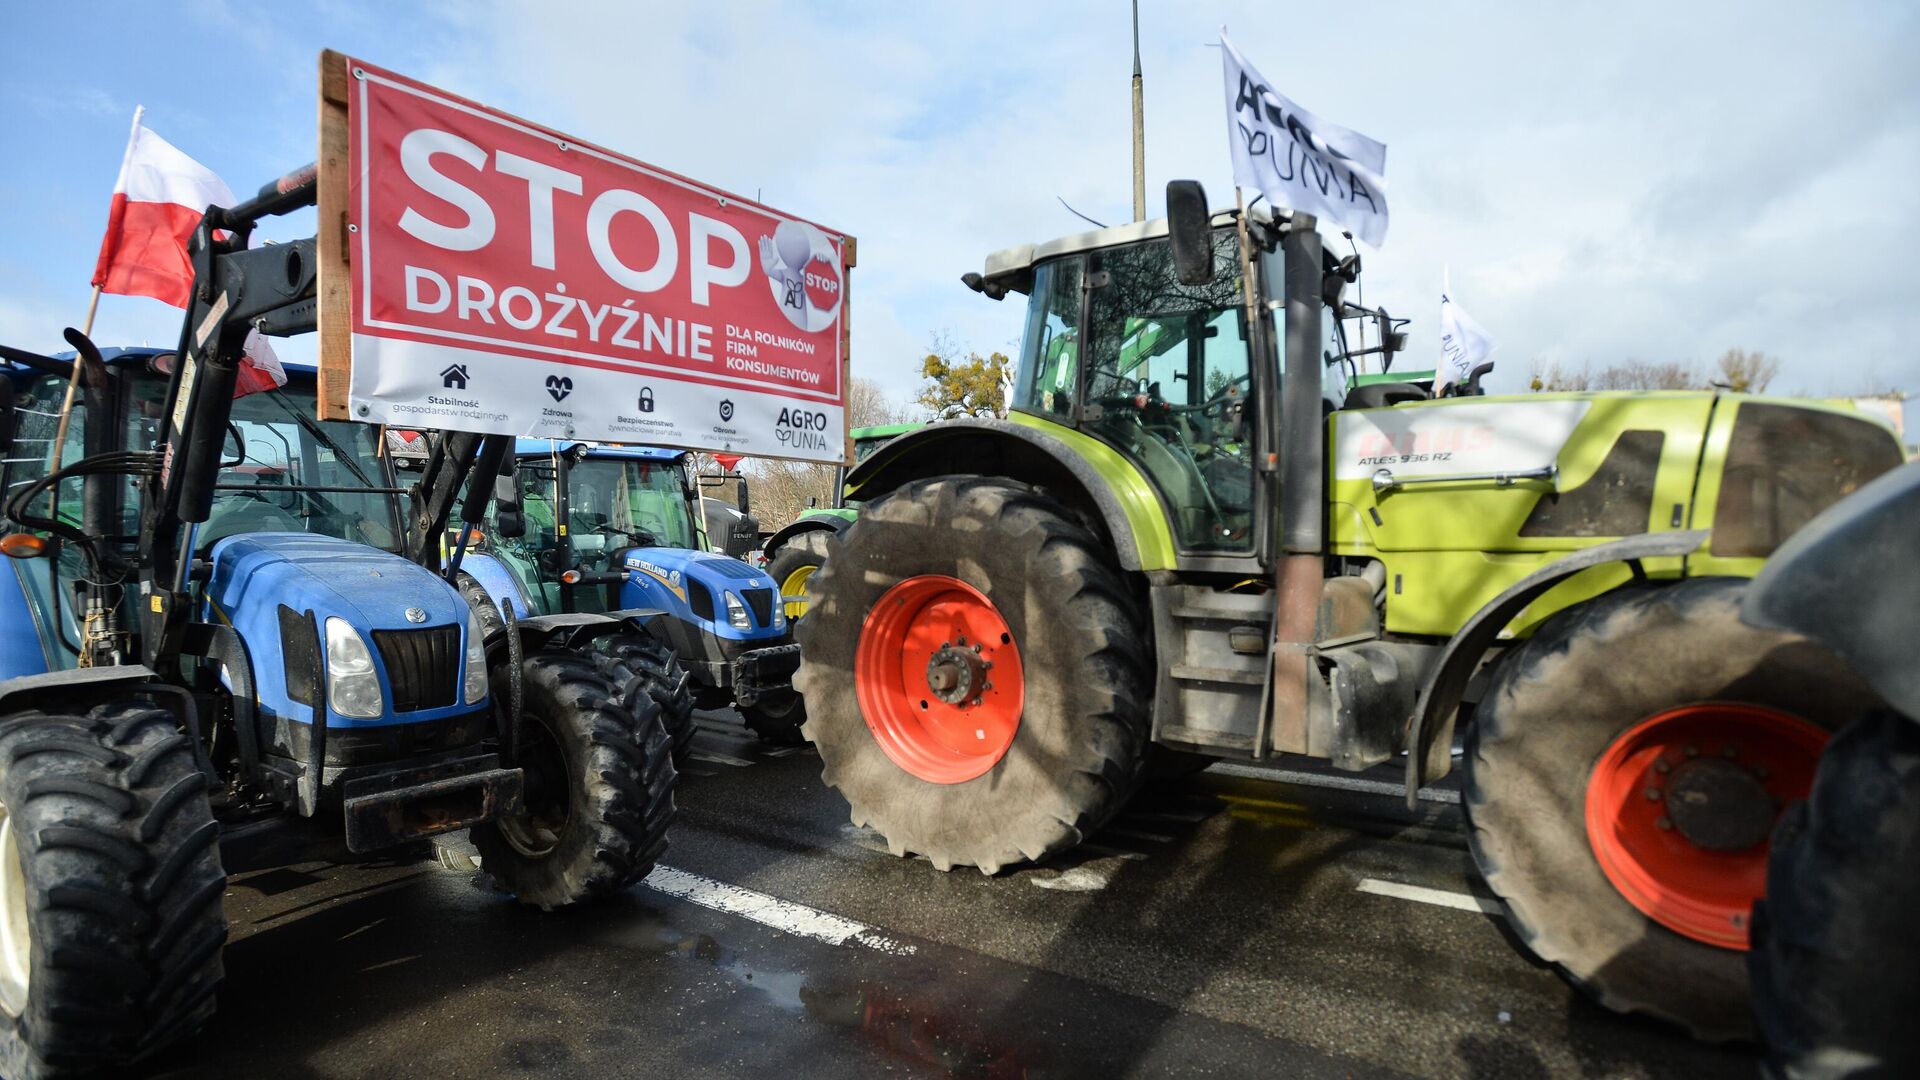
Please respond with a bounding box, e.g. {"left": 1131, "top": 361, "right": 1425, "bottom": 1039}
{"left": 143, "top": 712, "right": 1756, "bottom": 1079}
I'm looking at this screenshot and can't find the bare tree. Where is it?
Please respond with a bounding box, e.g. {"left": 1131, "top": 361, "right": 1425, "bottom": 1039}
{"left": 1531, "top": 358, "right": 1701, "bottom": 392}
{"left": 742, "top": 376, "right": 912, "bottom": 530}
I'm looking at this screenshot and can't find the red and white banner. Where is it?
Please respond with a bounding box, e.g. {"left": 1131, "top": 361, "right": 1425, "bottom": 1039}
{"left": 92, "top": 107, "right": 237, "bottom": 308}
{"left": 342, "top": 57, "right": 850, "bottom": 463}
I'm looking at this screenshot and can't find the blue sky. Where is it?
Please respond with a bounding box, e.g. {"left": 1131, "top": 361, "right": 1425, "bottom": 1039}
{"left": 4, "top": 1, "right": 1915, "bottom": 431}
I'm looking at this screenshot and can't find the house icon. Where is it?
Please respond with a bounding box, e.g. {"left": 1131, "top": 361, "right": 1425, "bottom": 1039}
{"left": 440, "top": 364, "right": 469, "bottom": 389}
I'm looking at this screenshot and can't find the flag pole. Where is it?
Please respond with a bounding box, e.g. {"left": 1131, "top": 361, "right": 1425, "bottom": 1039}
{"left": 50, "top": 106, "right": 141, "bottom": 501}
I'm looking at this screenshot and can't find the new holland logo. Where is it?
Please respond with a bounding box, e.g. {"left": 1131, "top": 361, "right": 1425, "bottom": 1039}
{"left": 718, "top": 399, "right": 735, "bottom": 422}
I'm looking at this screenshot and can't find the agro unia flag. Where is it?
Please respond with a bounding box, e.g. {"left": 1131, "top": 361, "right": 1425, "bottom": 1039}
{"left": 1436, "top": 270, "right": 1496, "bottom": 395}
{"left": 1219, "top": 29, "right": 1389, "bottom": 247}
{"left": 91, "top": 107, "right": 285, "bottom": 396}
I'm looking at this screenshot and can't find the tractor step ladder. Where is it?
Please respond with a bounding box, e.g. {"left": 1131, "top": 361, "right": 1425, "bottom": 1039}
{"left": 1150, "top": 585, "right": 1272, "bottom": 756}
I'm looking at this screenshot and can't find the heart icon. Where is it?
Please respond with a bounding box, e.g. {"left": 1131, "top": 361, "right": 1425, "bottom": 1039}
{"left": 545, "top": 375, "right": 573, "bottom": 402}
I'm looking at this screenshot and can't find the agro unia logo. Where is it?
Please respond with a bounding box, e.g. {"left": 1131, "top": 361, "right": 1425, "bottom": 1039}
{"left": 758, "top": 219, "right": 842, "bottom": 333}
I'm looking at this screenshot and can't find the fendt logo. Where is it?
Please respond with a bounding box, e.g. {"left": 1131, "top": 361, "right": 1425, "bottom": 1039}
{"left": 775, "top": 405, "right": 831, "bottom": 451}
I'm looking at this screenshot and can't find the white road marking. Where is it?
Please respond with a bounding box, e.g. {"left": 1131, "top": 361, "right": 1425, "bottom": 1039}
{"left": 1355, "top": 878, "right": 1504, "bottom": 915}
{"left": 643, "top": 866, "right": 916, "bottom": 955}
{"left": 688, "top": 749, "right": 756, "bottom": 768}
{"left": 1207, "top": 762, "right": 1461, "bottom": 805}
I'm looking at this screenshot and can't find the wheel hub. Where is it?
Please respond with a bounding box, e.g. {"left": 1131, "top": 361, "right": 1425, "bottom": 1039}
{"left": 855, "top": 575, "right": 1025, "bottom": 785}
{"left": 924, "top": 641, "right": 992, "bottom": 706}
{"left": 1664, "top": 757, "right": 1776, "bottom": 852}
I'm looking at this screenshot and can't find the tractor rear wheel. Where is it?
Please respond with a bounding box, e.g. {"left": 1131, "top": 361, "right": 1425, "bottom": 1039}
{"left": 795, "top": 477, "right": 1150, "bottom": 873}
{"left": 591, "top": 632, "right": 696, "bottom": 769}
{"left": 472, "top": 652, "right": 676, "bottom": 909}
{"left": 769, "top": 530, "right": 834, "bottom": 621}
{"left": 0, "top": 703, "right": 227, "bottom": 1079}
{"left": 1463, "top": 577, "right": 1875, "bottom": 1040}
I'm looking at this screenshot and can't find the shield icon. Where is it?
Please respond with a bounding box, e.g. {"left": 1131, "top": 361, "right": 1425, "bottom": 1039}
{"left": 719, "top": 399, "right": 735, "bottom": 422}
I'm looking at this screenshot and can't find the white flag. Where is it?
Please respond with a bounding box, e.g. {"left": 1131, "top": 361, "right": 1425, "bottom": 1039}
{"left": 1436, "top": 271, "right": 1496, "bottom": 395}
{"left": 1220, "top": 29, "right": 1389, "bottom": 247}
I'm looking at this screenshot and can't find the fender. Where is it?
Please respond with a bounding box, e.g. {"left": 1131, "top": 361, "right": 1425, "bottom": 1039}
{"left": 763, "top": 513, "right": 851, "bottom": 558}
{"left": 1403, "top": 529, "right": 1709, "bottom": 807}
{"left": 0, "top": 664, "right": 168, "bottom": 717}
{"left": 845, "top": 417, "right": 1175, "bottom": 571}
{"left": 510, "top": 608, "right": 666, "bottom": 654}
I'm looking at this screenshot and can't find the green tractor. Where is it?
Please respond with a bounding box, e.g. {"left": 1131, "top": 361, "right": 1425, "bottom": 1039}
{"left": 762, "top": 422, "right": 919, "bottom": 620}
{"left": 793, "top": 181, "right": 1906, "bottom": 1038}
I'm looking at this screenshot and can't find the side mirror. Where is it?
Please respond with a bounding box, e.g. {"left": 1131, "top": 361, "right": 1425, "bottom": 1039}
{"left": 1165, "top": 180, "right": 1213, "bottom": 286}
{"left": 807, "top": 495, "right": 818, "bottom": 509}
{"left": 0, "top": 389, "right": 15, "bottom": 456}
{"left": 492, "top": 470, "right": 525, "bottom": 539}
{"left": 735, "top": 478, "right": 750, "bottom": 516}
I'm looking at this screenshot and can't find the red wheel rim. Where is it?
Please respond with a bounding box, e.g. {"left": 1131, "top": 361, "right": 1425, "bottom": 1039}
{"left": 855, "top": 575, "right": 1024, "bottom": 784}
{"left": 1584, "top": 702, "right": 1827, "bottom": 949}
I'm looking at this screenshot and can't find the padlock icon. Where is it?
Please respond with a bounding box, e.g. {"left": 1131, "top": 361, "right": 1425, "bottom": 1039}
{"left": 638, "top": 387, "right": 655, "bottom": 413}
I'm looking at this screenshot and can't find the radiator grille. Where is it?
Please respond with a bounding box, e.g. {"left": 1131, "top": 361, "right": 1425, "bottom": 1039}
{"left": 741, "top": 588, "right": 774, "bottom": 627}
{"left": 371, "top": 625, "right": 460, "bottom": 712}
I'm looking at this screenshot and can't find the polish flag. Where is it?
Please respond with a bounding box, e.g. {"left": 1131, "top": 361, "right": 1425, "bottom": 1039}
{"left": 90, "top": 107, "right": 235, "bottom": 309}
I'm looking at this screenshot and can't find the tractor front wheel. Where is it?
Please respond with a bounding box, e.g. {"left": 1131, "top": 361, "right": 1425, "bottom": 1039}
{"left": 1463, "top": 577, "right": 1875, "bottom": 1040}
{"left": 0, "top": 703, "right": 227, "bottom": 1079}
{"left": 590, "top": 632, "right": 696, "bottom": 769}
{"left": 768, "top": 530, "right": 834, "bottom": 622}
{"left": 741, "top": 691, "right": 807, "bottom": 747}
{"left": 472, "top": 653, "right": 676, "bottom": 909}
{"left": 795, "top": 477, "right": 1150, "bottom": 873}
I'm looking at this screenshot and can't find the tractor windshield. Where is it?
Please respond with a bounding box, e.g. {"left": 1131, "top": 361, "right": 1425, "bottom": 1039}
{"left": 567, "top": 457, "right": 698, "bottom": 552}
{"left": 126, "top": 373, "right": 401, "bottom": 552}
{"left": 1014, "top": 230, "right": 1259, "bottom": 554}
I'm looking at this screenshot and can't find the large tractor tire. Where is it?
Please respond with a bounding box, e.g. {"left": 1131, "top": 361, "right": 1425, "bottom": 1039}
{"left": 0, "top": 703, "right": 227, "bottom": 1079}
{"left": 794, "top": 477, "right": 1150, "bottom": 874}
{"left": 1462, "top": 577, "right": 1875, "bottom": 1041}
{"left": 768, "top": 529, "right": 834, "bottom": 621}
{"left": 741, "top": 691, "right": 807, "bottom": 747}
{"left": 472, "top": 652, "right": 676, "bottom": 909}
{"left": 1751, "top": 708, "right": 1920, "bottom": 1078}
{"left": 590, "top": 632, "right": 696, "bottom": 769}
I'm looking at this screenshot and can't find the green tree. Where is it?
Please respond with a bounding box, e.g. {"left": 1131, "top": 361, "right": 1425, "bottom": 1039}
{"left": 918, "top": 339, "right": 1010, "bottom": 419}
{"left": 1712, "top": 348, "right": 1779, "bottom": 393}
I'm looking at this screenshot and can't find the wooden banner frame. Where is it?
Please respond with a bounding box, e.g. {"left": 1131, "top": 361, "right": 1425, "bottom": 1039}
{"left": 316, "top": 50, "right": 352, "bottom": 421}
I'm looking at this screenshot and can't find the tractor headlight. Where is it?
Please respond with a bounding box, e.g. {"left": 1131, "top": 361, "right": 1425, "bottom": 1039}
{"left": 324, "top": 617, "right": 385, "bottom": 719}
{"left": 463, "top": 606, "right": 489, "bottom": 705}
{"left": 725, "top": 590, "right": 751, "bottom": 629}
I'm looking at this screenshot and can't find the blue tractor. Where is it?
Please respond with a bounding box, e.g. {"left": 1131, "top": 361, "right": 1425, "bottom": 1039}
{"left": 454, "top": 440, "right": 805, "bottom": 750}
{"left": 0, "top": 169, "right": 678, "bottom": 1076}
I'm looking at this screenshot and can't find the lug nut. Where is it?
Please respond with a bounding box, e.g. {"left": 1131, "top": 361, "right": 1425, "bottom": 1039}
{"left": 1685, "top": 745, "right": 1699, "bottom": 758}
{"left": 1653, "top": 758, "right": 1671, "bottom": 774}
{"left": 1644, "top": 787, "right": 1661, "bottom": 801}
{"left": 1655, "top": 817, "right": 1673, "bottom": 830}
{"left": 1720, "top": 747, "right": 1738, "bottom": 760}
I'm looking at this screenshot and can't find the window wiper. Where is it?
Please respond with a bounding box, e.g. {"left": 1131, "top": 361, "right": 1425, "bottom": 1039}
{"left": 264, "top": 391, "right": 377, "bottom": 488}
